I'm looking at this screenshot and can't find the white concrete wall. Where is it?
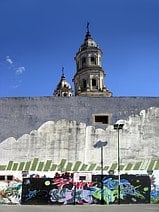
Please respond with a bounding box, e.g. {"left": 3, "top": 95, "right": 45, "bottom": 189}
{"left": 0, "top": 107, "right": 159, "bottom": 166}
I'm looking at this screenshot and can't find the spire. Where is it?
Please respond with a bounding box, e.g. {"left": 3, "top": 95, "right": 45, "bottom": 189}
{"left": 61, "top": 67, "right": 65, "bottom": 79}
{"left": 86, "top": 22, "right": 90, "bottom": 33}
{"left": 85, "top": 22, "right": 91, "bottom": 40}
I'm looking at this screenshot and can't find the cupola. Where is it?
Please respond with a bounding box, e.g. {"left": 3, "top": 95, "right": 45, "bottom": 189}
{"left": 73, "top": 23, "right": 112, "bottom": 97}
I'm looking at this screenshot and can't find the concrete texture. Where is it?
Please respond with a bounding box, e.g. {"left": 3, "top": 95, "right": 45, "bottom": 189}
{"left": 0, "top": 107, "right": 159, "bottom": 167}
{"left": 0, "top": 96, "right": 159, "bottom": 142}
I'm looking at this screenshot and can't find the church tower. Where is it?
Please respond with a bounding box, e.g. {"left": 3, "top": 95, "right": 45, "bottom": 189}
{"left": 73, "top": 24, "right": 112, "bottom": 97}
{"left": 53, "top": 68, "right": 73, "bottom": 97}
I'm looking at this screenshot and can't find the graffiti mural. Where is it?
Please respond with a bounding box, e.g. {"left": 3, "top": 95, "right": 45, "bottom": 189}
{"left": 21, "top": 173, "right": 151, "bottom": 205}
{"left": 92, "top": 175, "right": 150, "bottom": 204}
{"left": 150, "top": 173, "right": 159, "bottom": 204}
{"left": 0, "top": 176, "right": 22, "bottom": 204}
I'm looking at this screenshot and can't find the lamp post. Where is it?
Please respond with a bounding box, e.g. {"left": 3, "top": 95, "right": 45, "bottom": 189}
{"left": 93, "top": 140, "right": 108, "bottom": 204}
{"left": 114, "top": 123, "right": 124, "bottom": 205}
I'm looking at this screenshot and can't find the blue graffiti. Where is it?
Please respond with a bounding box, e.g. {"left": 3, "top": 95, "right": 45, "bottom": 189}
{"left": 23, "top": 190, "right": 39, "bottom": 201}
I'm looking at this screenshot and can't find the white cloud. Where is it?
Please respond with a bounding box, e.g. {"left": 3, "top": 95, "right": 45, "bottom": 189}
{"left": 6, "top": 56, "right": 13, "bottom": 65}
{"left": 16, "top": 66, "right": 25, "bottom": 75}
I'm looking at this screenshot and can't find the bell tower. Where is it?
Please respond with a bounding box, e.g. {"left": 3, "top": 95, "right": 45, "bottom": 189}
{"left": 73, "top": 24, "right": 112, "bottom": 97}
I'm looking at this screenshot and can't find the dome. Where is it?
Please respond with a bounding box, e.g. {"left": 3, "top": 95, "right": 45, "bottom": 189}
{"left": 53, "top": 72, "right": 73, "bottom": 97}
{"left": 80, "top": 31, "right": 98, "bottom": 51}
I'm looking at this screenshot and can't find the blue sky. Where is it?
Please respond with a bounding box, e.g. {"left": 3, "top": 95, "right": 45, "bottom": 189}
{"left": 0, "top": 0, "right": 159, "bottom": 97}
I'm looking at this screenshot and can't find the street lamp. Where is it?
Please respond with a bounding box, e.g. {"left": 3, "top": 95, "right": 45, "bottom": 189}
{"left": 93, "top": 140, "right": 108, "bottom": 204}
{"left": 114, "top": 123, "right": 124, "bottom": 205}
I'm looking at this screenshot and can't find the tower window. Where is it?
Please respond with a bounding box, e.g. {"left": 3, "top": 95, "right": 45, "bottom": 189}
{"left": 82, "top": 57, "right": 86, "bottom": 67}
{"left": 92, "top": 79, "right": 97, "bottom": 87}
{"left": 83, "top": 79, "right": 87, "bottom": 88}
{"left": 91, "top": 56, "right": 96, "bottom": 65}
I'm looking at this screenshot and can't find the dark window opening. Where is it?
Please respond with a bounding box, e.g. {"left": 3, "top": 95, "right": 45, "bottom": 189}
{"left": 83, "top": 79, "right": 87, "bottom": 88}
{"left": 0, "top": 176, "right": 5, "bottom": 181}
{"left": 92, "top": 79, "right": 97, "bottom": 86}
{"left": 94, "top": 115, "right": 109, "bottom": 124}
{"left": 82, "top": 57, "right": 86, "bottom": 67}
{"left": 91, "top": 56, "right": 96, "bottom": 65}
{"left": 79, "top": 176, "right": 86, "bottom": 181}
{"left": 7, "top": 175, "right": 13, "bottom": 181}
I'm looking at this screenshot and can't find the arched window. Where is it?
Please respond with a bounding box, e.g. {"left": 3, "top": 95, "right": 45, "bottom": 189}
{"left": 83, "top": 79, "right": 87, "bottom": 88}
{"left": 82, "top": 57, "right": 86, "bottom": 67}
{"left": 81, "top": 79, "right": 87, "bottom": 91}
{"left": 92, "top": 78, "right": 98, "bottom": 89}
{"left": 92, "top": 79, "right": 97, "bottom": 86}
{"left": 91, "top": 56, "right": 96, "bottom": 65}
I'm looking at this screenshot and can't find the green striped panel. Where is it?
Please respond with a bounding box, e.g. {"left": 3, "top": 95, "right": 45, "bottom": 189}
{"left": 66, "top": 162, "right": 73, "bottom": 171}
{"left": 24, "top": 161, "right": 31, "bottom": 171}
{"left": 109, "top": 163, "right": 117, "bottom": 170}
{"left": 140, "top": 160, "right": 149, "bottom": 170}
{"left": 104, "top": 166, "right": 109, "bottom": 170}
{"left": 125, "top": 163, "right": 133, "bottom": 171}
{"left": 43, "top": 160, "right": 52, "bottom": 171}
{"left": 120, "top": 165, "right": 125, "bottom": 171}
{"left": 50, "top": 164, "right": 57, "bottom": 171}
{"left": 57, "top": 159, "right": 66, "bottom": 171}
{"left": 37, "top": 162, "right": 45, "bottom": 171}
{"left": 30, "top": 158, "right": 39, "bottom": 171}
{"left": 154, "top": 160, "right": 159, "bottom": 170}
{"left": 6, "top": 161, "right": 13, "bottom": 170}
{"left": 133, "top": 161, "right": 142, "bottom": 170}
{"left": 80, "top": 164, "right": 88, "bottom": 171}
{"left": 0, "top": 165, "right": 6, "bottom": 170}
{"left": 73, "top": 161, "right": 82, "bottom": 171}
{"left": 18, "top": 162, "right": 25, "bottom": 171}
{"left": 88, "top": 164, "right": 96, "bottom": 171}
{"left": 96, "top": 166, "right": 101, "bottom": 170}
{"left": 147, "top": 160, "right": 156, "bottom": 171}
{"left": 12, "top": 163, "right": 18, "bottom": 171}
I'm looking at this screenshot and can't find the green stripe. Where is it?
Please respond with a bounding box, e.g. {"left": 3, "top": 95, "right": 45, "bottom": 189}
{"left": 109, "top": 163, "right": 117, "bottom": 170}
{"left": 57, "top": 159, "right": 66, "bottom": 171}
{"left": 154, "top": 160, "right": 159, "bottom": 170}
{"left": 147, "top": 160, "right": 156, "bottom": 171}
{"left": 30, "top": 158, "right": 39, "bottom": 171}
{"left": 80, "top": 164, "right": 88, "bottom": 171}
{"left": 44, "top": 160, "right": 52, "bottom": 171}
{"left": 88, "top": 164, "right": 96, "bottom": 171}
{"left": 120, "top": 165, "right": 124, "bottom": 170}
{"left": 24, "top": 161, "right": 31, "bottom": 171}
{"left": 50, "top": 164, "right": 57, "bottom": 171}
{"left": 12, "top": 163, "right": 18, "bottom": 171}
{"left": 125, "top": 163, "right": 133, "bottom": 171}
{"left": 96, "top": 166, "right": 101, "bottom": 170}
{"left": 133, "top": 161, "right": 142, "bottom": 170}
{"left": 18, "top": 162, "right": 25, "bottom": 171}
{"left": 104, "top": 166, "right": 109, "bottom": 170}
{"left": 6, "top": 161, "right": 13, "bottom": 170}
{"left": 66, "top": 162, "right": 73, "bottom": 171}
{"left": 37, "top": 162, "right": 45, "bottom": 171}
{"left": 73, "top": 161, "right": 82, "bottom": 171}
{"left": 0, "top": 165, "right": 6, "bottom": 170}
